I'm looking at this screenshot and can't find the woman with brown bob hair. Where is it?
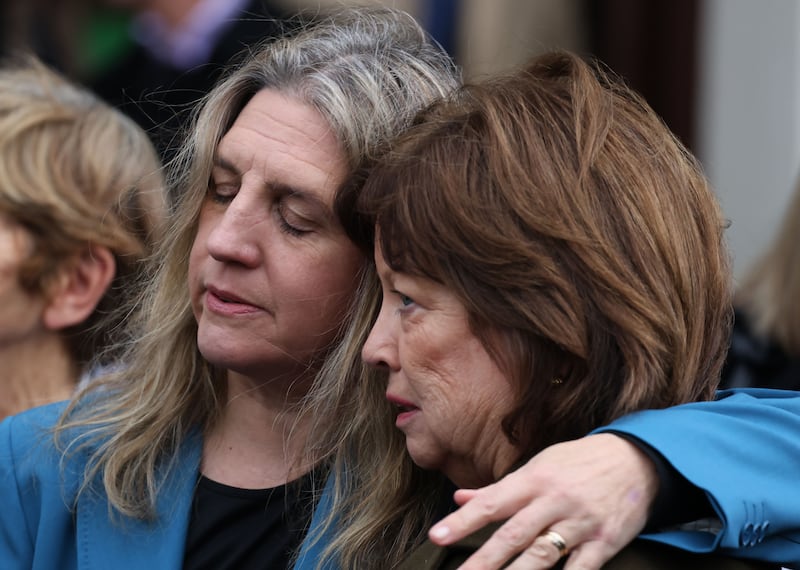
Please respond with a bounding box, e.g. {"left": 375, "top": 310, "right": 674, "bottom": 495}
{"left": 302, "top": 51, "right": 787, "bottom": 569}
{"left": 365, "top": 49, "right": 731, "bottom": 450}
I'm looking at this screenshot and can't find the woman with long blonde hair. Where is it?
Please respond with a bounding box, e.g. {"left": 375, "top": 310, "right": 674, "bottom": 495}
{"left": 0, "top": 7, "right": 459, "bottom": 568}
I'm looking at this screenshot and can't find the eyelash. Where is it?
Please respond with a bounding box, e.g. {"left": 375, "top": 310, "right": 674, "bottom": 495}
{"left": 392, "top": 290, "right": 415, "bottom": 310}
{"left": 277, "top": 202, "right": 309, "bottom": 237}
{"left": 278, "top": 216, "right": 305, "bottom": 237}
{"left": 208, "top": 181, "right": 309, "bottom": 237}
{"left": 208, "top": 181, "right": 235, "bottom": 204}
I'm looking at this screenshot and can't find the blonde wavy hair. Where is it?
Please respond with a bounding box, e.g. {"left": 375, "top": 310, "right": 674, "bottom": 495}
{"left": 0, "top": 56, "right": 166, "bottom": 369}
{"left": 54, "top": 5, "right": 459, "bottom": 529}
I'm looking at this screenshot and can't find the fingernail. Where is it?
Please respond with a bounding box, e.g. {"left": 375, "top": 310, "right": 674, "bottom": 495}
{"left": 430, "top": 525, "right": 450, "bottom": 540}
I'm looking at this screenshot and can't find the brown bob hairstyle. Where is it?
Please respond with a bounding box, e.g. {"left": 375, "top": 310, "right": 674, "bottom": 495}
{"left": 355, "top": 51, "right": 732, "bottom": 458}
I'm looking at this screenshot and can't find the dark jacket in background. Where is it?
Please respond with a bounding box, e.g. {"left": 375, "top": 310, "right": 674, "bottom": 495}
{"left": 89, "top": 0, "right": 299, "bottom": 161}
{"left": 720, "top": 309, "right": 800, "bottom": 391}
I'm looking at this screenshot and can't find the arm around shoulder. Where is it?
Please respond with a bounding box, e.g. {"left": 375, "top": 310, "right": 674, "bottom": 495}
{"left": 597, "top": 388, "right": 800, "bottom": 565}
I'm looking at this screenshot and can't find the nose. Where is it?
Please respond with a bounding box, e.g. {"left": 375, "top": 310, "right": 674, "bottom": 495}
{"left": 362, "top": 300, "right": 399, "bottom": 371}
{"left": 205, "top": 191, "right": 262, "bottom": 268}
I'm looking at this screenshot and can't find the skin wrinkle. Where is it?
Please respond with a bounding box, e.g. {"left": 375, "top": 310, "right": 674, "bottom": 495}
{"left": 190, "top": 89, "right": 362, "bottom": 386}
{"left": 366, "top": 244, "right": 519, "bottom": 489}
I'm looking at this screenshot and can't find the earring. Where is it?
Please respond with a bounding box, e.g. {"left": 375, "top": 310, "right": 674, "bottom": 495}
{"left": 552, "top": 377, "right": 563, "bottom": 385}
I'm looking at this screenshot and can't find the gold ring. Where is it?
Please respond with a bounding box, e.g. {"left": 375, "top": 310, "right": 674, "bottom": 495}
{"left": 542, "top": 529, "right": 568, "bottom": 558}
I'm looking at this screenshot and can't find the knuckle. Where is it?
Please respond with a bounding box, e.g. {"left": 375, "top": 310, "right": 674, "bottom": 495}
{"left": 518, "top": 542, "right": 559, "bottom": 563}
{"left": 494, "top": 521, "right": 530, "bottom": 549}
{"left": 471, "top": 495, "right": 502, "bottom": 518}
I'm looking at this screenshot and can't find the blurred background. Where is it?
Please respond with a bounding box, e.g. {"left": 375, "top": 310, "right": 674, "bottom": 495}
{"left": 2, "top": 0, "right": 796, "bottom": 282}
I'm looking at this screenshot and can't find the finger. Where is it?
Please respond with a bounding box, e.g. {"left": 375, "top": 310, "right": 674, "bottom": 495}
{"left": 430, "top": 480, "right": 534, "bottom": 545}
{"left": 449, "top": 499, "right": 585, "bottom": 570}
{"left": 500, "top": 532, "right": 567, "bottom": 570}
{"left": 453, "top": 488, "right": 478, "bottom": 506}
{"left": 562, "top": 542, "right": 618, "bottom": 570}
{"left": 453, "top": 514, "right": 554, "bottom": 570}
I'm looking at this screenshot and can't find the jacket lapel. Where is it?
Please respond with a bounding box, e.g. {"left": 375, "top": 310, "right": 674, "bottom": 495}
{"left": 76, "top": 431, "right": 203, "bottom": 569}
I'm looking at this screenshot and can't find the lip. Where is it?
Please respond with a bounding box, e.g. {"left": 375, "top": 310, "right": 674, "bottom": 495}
{"left": 204, "top": 285, "right": 262, "bottom": 316}
{"left": 386, "top": 393, "right": 420, "bottom": 428}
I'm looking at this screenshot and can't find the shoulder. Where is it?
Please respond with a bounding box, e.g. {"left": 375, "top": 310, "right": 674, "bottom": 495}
{"left": 0, "top": 401, "right": 84, "bottom": 498}
{"left": 0, "top": 401, "right": 69, "bottom": 456}
{"left": 0, "top": 402, "right": 80, "bottom": 565}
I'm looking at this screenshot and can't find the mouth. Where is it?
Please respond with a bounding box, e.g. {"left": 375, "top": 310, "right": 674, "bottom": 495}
{"left": 386, "top": 394, "right": 419, "bottom": 427}
{"left": 387, "top": 393, "right": 417, "bottom": 410}
{"left": 207, "top": 286, "right": 248, "bottom": 304}
{"left": 204, "top": 285, "right": 261, "bottom": 315}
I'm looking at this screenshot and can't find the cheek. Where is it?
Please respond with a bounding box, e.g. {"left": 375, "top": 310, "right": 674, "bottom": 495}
{"left": 286, "top": 246, "right": 363, "bottom": 325}
{"left": 186, "top": 228, "right": 208, "bottom": 312}
{"left": 432, "top": 344, "right": 508, "bottom": 420}
{"left": 309, "top": 244, "right": 362, "bottom": 298}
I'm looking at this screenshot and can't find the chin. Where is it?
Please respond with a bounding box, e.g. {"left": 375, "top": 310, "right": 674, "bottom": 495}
{"left": 406, "top": 444, "right": 444, "bottom": 473}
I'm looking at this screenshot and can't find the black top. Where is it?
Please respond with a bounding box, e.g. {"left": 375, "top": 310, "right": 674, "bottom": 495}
{"left": 183, "top": 472, "right": 317, "bottom": 570}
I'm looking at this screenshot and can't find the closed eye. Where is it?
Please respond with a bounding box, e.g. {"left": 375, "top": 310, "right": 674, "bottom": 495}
{"left": 208, "top": 180, "right": 238, "bottom": 204}
{"left": 276, "top": 200, "right": 313, "bottom": 237}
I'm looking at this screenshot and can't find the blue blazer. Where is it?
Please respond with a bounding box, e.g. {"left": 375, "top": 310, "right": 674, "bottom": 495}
{"left": 0, "top": 402, "right": 203, "bottom": 569}
{"left": 296, "top": 389, "right": 800, "bottom": 569}
{"left": 596, "top": 389, "right": 800, "bottom": 566}
{"left": 5, "top": 390, "right": 800, "bottom": 569}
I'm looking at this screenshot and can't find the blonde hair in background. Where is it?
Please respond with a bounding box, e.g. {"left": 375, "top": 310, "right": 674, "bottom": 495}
{"left": 0, "top": 56, "right": 166, "bottom": 368}
{"left": 54, "top": 5, "right": 459, "bottom": 535}
{"left": 737, "top": 176, "right": 800, "bottom": 355}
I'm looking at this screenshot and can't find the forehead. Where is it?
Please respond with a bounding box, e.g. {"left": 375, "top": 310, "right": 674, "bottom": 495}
{"left": 215, "top": 88, "right": 348, "bottom": 204}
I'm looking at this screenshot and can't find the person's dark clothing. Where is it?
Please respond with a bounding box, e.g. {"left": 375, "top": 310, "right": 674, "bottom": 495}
{"left": 89, "top": 0, "right": 297, "bottom": 161}
{"left": 720, "top": 309, "right": 800, "bottom": 391}
{"left": 183, "top": 472, "right": 318, "bottom": 570}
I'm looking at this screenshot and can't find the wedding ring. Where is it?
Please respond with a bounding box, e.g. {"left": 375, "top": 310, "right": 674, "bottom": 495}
{"left": 542, "top": 529, "right": 569, "bottom": 558}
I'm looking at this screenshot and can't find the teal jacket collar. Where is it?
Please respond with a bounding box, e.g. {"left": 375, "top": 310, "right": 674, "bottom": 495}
{"left": 0, "top": 401, "right": 203, "bottom": 569}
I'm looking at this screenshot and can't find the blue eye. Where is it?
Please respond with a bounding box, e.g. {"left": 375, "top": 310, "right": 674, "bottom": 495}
{"left": 399, "top": 293, "right": 414, "bottom": 307}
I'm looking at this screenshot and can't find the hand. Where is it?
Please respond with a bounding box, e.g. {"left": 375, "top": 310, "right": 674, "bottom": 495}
{"left": 428, "top": 434, "right": 659, "bottom": 569}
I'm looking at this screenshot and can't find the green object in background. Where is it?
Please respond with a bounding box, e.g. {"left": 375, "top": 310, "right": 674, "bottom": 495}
{"left": 76, "top": 8, "right": 134, "bottom": 80}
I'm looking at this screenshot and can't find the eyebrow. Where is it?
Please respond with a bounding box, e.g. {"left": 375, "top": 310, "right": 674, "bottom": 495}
{"left": 212, "top": 155, "right": 335, "bottom": 221}
{"left": 212, "top": 156, "right": 239, "bottom": 175}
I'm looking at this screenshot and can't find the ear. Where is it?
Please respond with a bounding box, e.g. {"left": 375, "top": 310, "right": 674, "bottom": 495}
{"left": 42, "top": 245, "right": 116, "bottom": 331}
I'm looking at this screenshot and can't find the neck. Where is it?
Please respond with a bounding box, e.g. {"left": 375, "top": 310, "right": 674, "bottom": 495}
{"left": 0, "top": 333, "right": 77, "bottom": 420}
{"left": 201, "top": 370, "right": 314, "bottom": 489}
{"left": 446, "top": 428, "right": 520, "bottom": 489}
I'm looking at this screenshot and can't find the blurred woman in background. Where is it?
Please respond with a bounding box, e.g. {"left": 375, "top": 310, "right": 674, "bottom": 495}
{"left": 0, "top": 57, "right": 166, "bottom": 419}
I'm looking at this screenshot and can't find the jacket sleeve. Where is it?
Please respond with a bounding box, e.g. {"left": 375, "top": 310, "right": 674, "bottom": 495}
{"left": 595, "top": 388, "right": 800, "bottom": 567}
